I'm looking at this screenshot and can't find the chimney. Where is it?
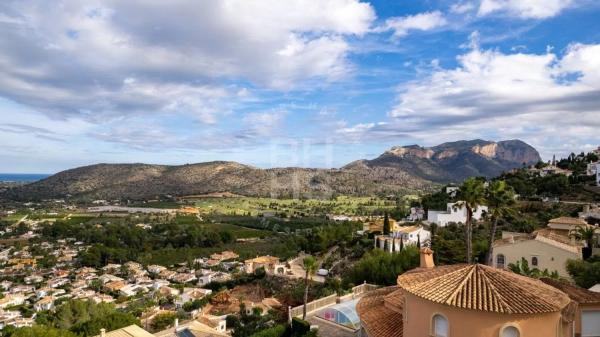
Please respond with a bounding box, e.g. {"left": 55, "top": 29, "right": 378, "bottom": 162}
{"left": 100, "top": 328, "right": 106, "bottom": 337}
{"left": 419, "top": 248, "right": 435, "bottom": 269}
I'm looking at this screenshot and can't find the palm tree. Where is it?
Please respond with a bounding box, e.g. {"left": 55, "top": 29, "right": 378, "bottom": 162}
{"left": 570, "top": 225, "right": 598, "bottom": 259}
{"left": 485, "top": 180, "right": 516, "bottom": 266}
{"left": 456, "top": 177, "right": 486, "bottom": 264}
{"left": 302, "top": 255, "right": 318, "bottom": 319}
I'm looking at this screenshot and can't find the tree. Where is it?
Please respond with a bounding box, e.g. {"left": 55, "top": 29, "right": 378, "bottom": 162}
{"left": 416, "top": 234, "right": 421, "bottom": 249}
{"left": 485, "top": 180, "right": 516, "bottom": 265}
{"left": 342, "top": 247, "right": 419, "bottom": 286}
{"left": 383, "top": 212, "right": 390, "bottom": 235}
{"left": 150, "top": 312, "right": 177, "bottom": 331}
{"left": 229, "top": 303, "right": 273, "bottom": 337}
{"left": 456, "top": 177, "right": 486, "bottom": 264}
{"left": 567, "top": 257, "right": 600, "bottom": 288}
{"left": 11, "top": 326, "right": 78, "bottom": 337}
{"left": 570, "top": 225, "right": 598, "bottom": 260}
{"left": 302, "top": 255, "right": 318, "bottom": 320}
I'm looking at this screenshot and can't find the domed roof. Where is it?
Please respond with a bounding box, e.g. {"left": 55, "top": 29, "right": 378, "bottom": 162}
{"left": 397, "top": 264, "right": 571, "bottom": 314}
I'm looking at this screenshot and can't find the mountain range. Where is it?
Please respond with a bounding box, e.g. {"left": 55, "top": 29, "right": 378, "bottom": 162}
{"left": 2, "top": 139, "right": 540, "bottom": 201}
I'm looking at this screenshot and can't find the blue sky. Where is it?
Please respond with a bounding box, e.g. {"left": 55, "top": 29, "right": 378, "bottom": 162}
{"left": 1, "top": 0, "right": 599, "bottom": 173}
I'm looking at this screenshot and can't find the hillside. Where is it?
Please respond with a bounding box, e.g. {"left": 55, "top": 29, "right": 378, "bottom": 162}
{"left": 3, "top": 139, "right": 541, "bottom": 200}
{"left": 345, "top": 139, "right": 541, "bottom": 182}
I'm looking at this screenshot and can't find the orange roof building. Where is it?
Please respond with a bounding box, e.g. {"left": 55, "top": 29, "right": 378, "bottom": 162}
{"left": 357, "top": 248, "right": 577, "bottom": 337}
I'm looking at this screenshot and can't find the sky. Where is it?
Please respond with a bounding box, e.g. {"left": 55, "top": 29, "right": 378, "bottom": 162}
{"left": 1, "top": 0, "right": 599, "bottom": 173}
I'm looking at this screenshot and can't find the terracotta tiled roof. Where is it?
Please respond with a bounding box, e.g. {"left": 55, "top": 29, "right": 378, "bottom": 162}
{"left": 93, "top": 325, "right": 154, "bottom": 337}
{"left": 356, "top": 287, "right": 403, "bottom": 337}
{"left": 397, "top": 264, "right": 571, "bottom": 314}
{"left": 549, "top": 217, "right": 588, "bottom": 226}
{"left": 492, "top": 228, "right": 582, "bottom": 250}
{"left": 540, "top": 278, "right": 600, "bottom": 305}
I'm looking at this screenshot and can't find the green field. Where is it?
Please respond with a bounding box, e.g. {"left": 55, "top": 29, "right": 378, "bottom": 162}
{"left": 198, "top": 223, "right": 271, "bottom": 238}
{"left": 192, "top": 195, "right": 414, "bottom": 216}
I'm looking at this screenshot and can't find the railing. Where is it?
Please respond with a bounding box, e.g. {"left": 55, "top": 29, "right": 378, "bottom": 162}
{"left": 288, "top": 283, "right": 378, "bottom": 318}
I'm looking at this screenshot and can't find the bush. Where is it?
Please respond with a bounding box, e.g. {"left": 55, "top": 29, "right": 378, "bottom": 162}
{"left": 291, "top": 318, "right": 310, "bottom": 337}
{"left": 150, "top": 312, "right": 177, "bottom": 332}
{"left": 249, "top": 324, "right": 287, "bottom": 337}
{"left": 567, "top": 257, "right": 600, "bottom": 288}
{"left": 342, "top": 246, "right": 419, "bottom": 286}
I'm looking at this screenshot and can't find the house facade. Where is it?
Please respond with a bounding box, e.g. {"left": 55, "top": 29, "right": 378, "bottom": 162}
{"left": 427, "top": 202, "right": 488, "bottom": 227}
{"left": 492, "top": 228, "right": 582, "bottom": 277}
{"left": 374, "top": 226, "right": 431, "bottom": 252}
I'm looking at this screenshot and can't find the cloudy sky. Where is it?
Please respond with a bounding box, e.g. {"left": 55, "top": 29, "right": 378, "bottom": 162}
{"left": 1, "top": 0, "right": 599, "bottom": 173}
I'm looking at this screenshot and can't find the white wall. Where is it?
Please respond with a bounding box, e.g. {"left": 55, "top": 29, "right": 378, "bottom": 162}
{"left": 427, "top": 202, "right": 488, "bottom": 226}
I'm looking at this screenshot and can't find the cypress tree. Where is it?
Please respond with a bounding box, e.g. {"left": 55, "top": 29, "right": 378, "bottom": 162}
{"left": 383, "top": 212, "right": 390, "bottom": 235}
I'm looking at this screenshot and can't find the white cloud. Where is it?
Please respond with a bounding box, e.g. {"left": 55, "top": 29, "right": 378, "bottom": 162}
{"left": 242, "top": 110, "right": 288, "bottom": 137}
{"left": 451, "top": 2, "right": 476, "bottom": 14}
{"left": 0, "top": 0, "right": 376, "bottom": 122}
{"left": 382, "top": 11, "right": 447, "bottom": 38}
{"left": 338, "top": 42, "right": 600, "bottom": 159}
{"left": 478, "top": 0, "right": 575, "bottom": 19}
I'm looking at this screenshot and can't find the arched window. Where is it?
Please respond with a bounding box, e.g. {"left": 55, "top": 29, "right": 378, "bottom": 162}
{"left": 501, "top": 326, "right": 520, "bottom": 337}
{"left": 496, "top": 254, "right": 505, "bottom": 268}
{"left": 531, "top": 256, "right": 538, "bottom": 266}
{"left": 432, "top": 314, "right": 449, "bottom": 337}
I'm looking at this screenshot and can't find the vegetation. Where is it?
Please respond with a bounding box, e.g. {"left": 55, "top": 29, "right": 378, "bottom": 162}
{"left": 150, "top": 312, "right": 178, "bottom": 332}
{"left": 508, "top": 257, "right": 559, "bottom": 280}
{"left": 11, "top": 300, "right": 140, "bottom": 337}
{"left": 342, "top": 247, "right": 419, "bottom": 286}
{"left": 4, "top": 326, "right": 78, "bottom": 337}
{"left": 457, "top": 177, "right": 486, "bottom": 263}
{"left": 569, "top": 225, "right": 598, "bottom": 260}
{"left": 567, "top": 256, "right": 600, "bottom": 288}
{"left": 227, "top": 304, "right": 278, "bottom": 337}
{"left": 302, "top": 255, "right": 318, "bottom": 319}
{"left": 485, "top": 180, "right": 516, "bottom": 265}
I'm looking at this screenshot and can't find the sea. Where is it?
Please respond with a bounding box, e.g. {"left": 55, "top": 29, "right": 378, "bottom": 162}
{"left": 0, "top": 173, "right": 51, "bottom": 182}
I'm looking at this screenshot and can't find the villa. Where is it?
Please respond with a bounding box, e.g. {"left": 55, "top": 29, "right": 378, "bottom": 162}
{"left": 374, "top": 225, "right": 431, "bottom": 252}
{"left": 427, "top": 202, "right": 488, "bottom": 227}
{"left": 244, "top": 255, "right": 287, "bottom": 275}
{"left": 492, "top": 228, "right": 582, "bottom": 277}
{"left": 357, "top": 248, "right": 579, "bottom": 337}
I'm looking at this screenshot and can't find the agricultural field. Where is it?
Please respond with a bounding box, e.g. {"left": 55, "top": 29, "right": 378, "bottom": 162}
{"left": 191, "top": 195, "right": 416, "bottom": 216}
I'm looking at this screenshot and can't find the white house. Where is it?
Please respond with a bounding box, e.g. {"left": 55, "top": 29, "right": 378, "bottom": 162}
{"left": 175, "top": 288, "right": 212, "bottom": 308}
{"left": 374, "top": 225, "right": 431, "bottom": 252}
{"left": 33, "top": 297, "right": 54, "bottom": 312}
{"left": 406, "top": 207, "right": 424, "bottom": 221}
{"left": 427, "top": 202, "right": 488, "bottom": 227}
{"left": 119, "top": 284, "right": 147, "bottom": 297}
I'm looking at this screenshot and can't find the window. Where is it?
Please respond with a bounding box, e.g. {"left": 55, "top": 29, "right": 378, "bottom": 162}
{"left": 501, "top": 326, "right": 520, "bottom": 337}
{"left": 531, "top": 256, "right": 538, "bottom": 266}
{"left": 496, "top": 254, "right": 505, "bottom": 269}
{"left": 432, "top": 314, "right": 448, "bottom": 337}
